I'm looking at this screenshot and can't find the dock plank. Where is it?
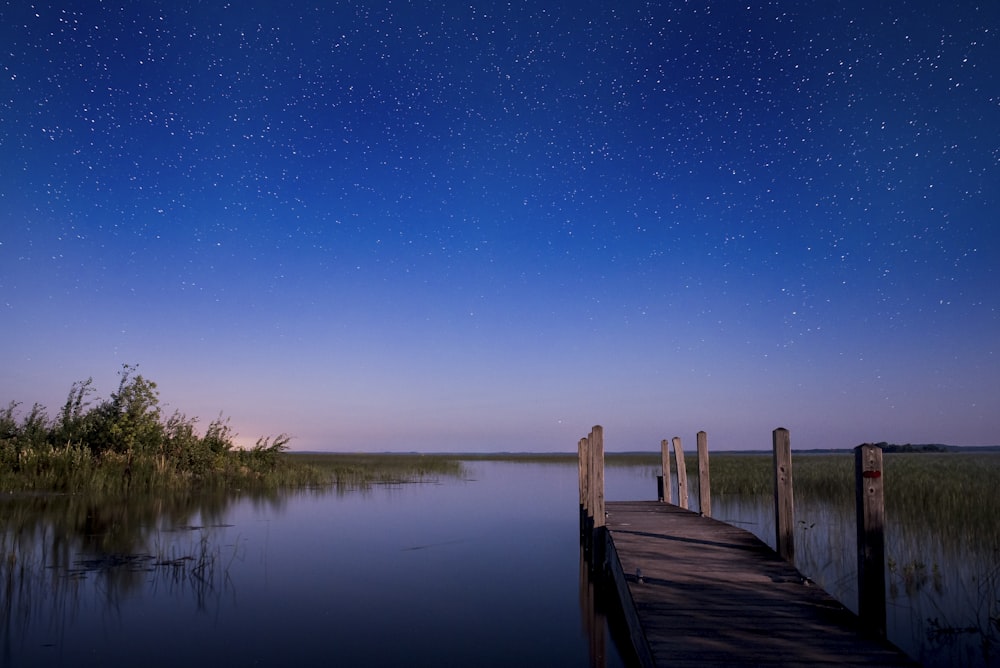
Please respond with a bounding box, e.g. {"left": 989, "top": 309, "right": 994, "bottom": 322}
{"left": 603, "top": 501, "right": 915, "bottom": 667}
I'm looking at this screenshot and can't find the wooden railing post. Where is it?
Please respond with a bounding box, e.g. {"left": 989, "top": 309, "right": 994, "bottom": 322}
{"left": 587, "top": 425, "right": 606, "bottom": 573}
{"left": 697, "top": 430, "right": 711, "bottom": 517}
{"left": 660, "top": 439, "right": 671, "bottom": 503}
{"left": 855, "top": 443, "right": 887, "bottom": 638}
{"left": 772, "top": 428, "right": 794, "bottom": 562}
{"left": 590, "top": 426, "right": 605, "bottom": 530}
{"left": 578, "top": 436, "right": 589, "bottom": 538}
{"left": 672, "top": 436, "right": 688, "bottom": 510}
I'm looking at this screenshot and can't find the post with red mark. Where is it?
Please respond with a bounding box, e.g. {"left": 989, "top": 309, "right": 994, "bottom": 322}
{"left": 855, "top": 443, "right": 887, "bottom": 638}
{"left": 772, "top": 428, "right": 794, "bottom": 562}
{"left": 578, "top": 436, "right": 589, "bottom": 541}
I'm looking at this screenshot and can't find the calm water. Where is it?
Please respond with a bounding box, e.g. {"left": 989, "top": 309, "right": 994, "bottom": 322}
{"left": 2, "top": 461, "right": 647, "bottom": 668}
{"left": 5, "top": 460, "right": 996, "bottom": 667}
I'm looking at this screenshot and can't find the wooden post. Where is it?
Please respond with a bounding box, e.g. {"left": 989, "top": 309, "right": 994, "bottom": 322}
{"left": 672, "top": 436, "right": 688, "bottom": 510}
{"left": 590, "top": 426, "right": 605, "bottom": 529}
{"left": 855, "top": 443, "right": 887, "bottom": 638}
{"left": 697, "top": 430, "right": 711, "bottom": 517}
{"left": 579, "top": 436, "right": 589, "bottom": 537}
{"left": 588, "top": 426, "right": 606, "bottom": 573}
{"left": 772, "top": 428, "right": 794, "bottom": 562}
{"left": 660, "top": 439, "right": 672, "bottom": 504}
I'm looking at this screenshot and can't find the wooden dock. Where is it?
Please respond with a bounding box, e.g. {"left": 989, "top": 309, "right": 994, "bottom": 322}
{"left": 601, "top": 501, "right": 915, "bottom": 667}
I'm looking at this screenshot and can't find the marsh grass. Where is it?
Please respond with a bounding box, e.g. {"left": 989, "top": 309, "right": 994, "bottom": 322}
{"left": 696, "top": 452, "right": 1000, "bottom": 552}
{"left": 459, "top": 452, "right": 580, "bottom": 464}
{"left": 881, "top": 453, "right": 1000, "bottom": 549}
{"left": 284, "top": 453, "right": 467, "bottom": 488}
{"left": 0, "top": 367, "right": 329, "bottom": 493}
{"left": 696, "top": 450, "right": 1000, "bottom": 666}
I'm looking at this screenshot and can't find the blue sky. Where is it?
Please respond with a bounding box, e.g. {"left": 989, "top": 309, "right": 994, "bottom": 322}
{"left": 2, "top": 1, "right": 998, "bottom": 452}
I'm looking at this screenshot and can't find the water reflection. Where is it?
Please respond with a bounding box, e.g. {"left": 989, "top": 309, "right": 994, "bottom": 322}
{"left": 1, "top": 490, "right": 269, "bottom": 667}
{"left": 2, "top": 463, "right": 631, "bottom": 668}
{"left": 8, "top": 458, "right": 993, "bottom": 667}
{"left": 579, "top": 547, "right": 607, "bottom": 668}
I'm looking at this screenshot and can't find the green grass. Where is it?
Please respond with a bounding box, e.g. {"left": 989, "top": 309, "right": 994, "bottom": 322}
{"left": 1, "top": 367, "right": 484, "bottom": 494}
{"left": 1, "top": 367, "right": 314, "bottom": 493}
{"left": 284, "top": 453, "right": 467, "bottom": 488}
{"left": 617, "top": 448, "right": 1000, "bottom": 553}
{"left": 705, "top": 453, "right": 855, "bottom": 501}
{"left": 882, "top": 452, "right": 1000, "bottom": 550}
{"left": 684, "top": 451, "right": 1000, "bottom": 552}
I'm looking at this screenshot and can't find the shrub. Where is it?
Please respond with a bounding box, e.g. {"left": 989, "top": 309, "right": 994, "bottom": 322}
{"left": 1, "top": 365, "right": 301, "bottom": 493}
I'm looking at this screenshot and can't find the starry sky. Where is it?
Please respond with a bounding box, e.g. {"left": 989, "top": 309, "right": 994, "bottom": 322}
{"left": 2, "top": 1, "right": 998, "bottom": 452}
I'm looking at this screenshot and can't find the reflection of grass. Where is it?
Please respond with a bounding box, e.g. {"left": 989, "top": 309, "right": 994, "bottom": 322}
{"left": 888, "top": 558, "right": 940, "bottom": 597}
{"left": 921, "top": 549, "right": 1000, "bottom": 663}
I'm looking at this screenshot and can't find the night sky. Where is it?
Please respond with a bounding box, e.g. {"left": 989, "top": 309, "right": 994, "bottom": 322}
{"left": 3, "top": 1, "right": 998, "bottom": 452}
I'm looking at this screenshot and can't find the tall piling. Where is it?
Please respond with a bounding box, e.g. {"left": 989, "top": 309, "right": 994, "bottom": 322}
{"left": 697, "top": 430, "right": 711, "bottom": 517}
{"left": 855, "top": 443, "right": 887, "bottom": 638}
{"left": 772, "top": 428, "right": 794, "bottom": 563}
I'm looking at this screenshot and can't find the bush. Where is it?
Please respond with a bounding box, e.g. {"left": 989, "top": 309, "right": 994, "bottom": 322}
{"left": 0, "top": 365, "right": 297, "bottom": 493}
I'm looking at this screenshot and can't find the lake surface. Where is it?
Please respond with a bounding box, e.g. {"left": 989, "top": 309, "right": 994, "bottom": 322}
{"left": 4, "top": 458, "right": 997, "bottom": 667}
{"left": 3, "top": 461, "right": 643, "bottom": 668}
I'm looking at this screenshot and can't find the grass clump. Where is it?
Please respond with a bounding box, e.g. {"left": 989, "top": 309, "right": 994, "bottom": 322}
{"left": 0, "top": 365, "right": 302, "bottom": 494}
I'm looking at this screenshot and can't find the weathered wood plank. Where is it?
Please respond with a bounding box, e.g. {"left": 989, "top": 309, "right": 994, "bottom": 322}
{"left": 604, "top": 501, "right": 915, "bottom": 667}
